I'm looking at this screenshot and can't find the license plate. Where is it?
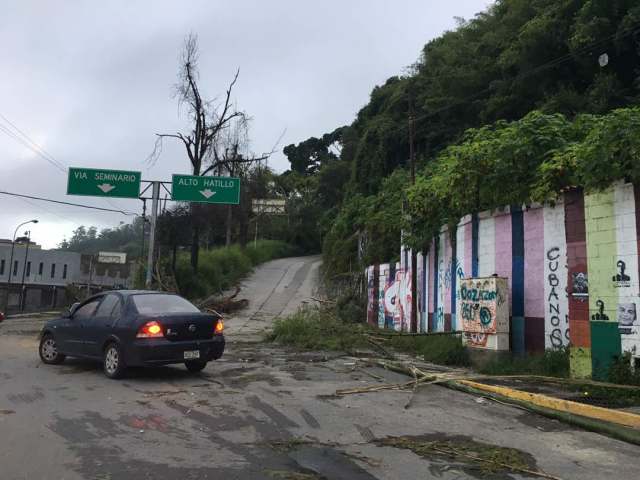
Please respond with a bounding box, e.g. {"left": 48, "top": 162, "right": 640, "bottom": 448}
{"left": 184, "top": 350, "right": 200, "bottom": 360}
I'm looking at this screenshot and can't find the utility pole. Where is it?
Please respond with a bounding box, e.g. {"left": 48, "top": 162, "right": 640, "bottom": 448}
{"left": 4, "top": 219, "right": 37, "bottom": 314}
{"left": 87, "top": 254, "right": 94, "bottom": 296}
{"left": 254, "top": 218, "right": 258, "bottom": 248}
{"left": 19, "top": 230, "right": 31, "bottom": 311}
{"left": 408, "top": 93, "right": 418, "bottom": 334}
{"left": 145, "top": 181, "right": 160, "bottom": 288}
{"left": 140, "top": 199, "right": 147, "bottom": 264}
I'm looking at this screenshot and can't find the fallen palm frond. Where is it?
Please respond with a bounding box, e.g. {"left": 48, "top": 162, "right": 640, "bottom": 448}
{"left": 199, "top": 285, "right": 250, "bottom": 313}
{"left": 379, "top": 436, "right": 562, "bottom": 480}
{"left": 335, "top": 360, "right": 474, "bottom": 397}
{"left": 364, "top": 336, "right": 395, "bottom": 359}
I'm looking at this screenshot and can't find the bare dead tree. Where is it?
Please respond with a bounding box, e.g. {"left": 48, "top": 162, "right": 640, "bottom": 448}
{"left": 148, "top": 33, "right": 259, "bottom": 270}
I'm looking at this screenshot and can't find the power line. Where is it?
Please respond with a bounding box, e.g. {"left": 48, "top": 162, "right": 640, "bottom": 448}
{"left": 0, "top": 113, "right": 139, "bottom": 216}
{"left": 0, "top": 190, "right": 138, "bottom": 216}
{"left": 0, "top": 112, "right": 67, "bottom": 171}
{"left": 397, "top": 21, "right": 640, "bottom": 132}
{"left": 0, "top": 123, "right": 66, "bottom": 173}
{"left": 14, "top": 195, "right": 79, "bottom": 224}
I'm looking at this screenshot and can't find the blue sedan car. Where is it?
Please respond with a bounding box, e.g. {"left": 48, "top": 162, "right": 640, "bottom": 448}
{"left": 38, "top": 290, "right": 225, "bottom": 379}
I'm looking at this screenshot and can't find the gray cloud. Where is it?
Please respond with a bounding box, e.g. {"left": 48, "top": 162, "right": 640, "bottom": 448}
{"left": 0, "top": 0, "right": 491, "bottom": 248}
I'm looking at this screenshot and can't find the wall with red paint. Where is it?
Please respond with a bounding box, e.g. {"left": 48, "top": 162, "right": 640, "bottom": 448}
{"left": 365, "top": 183, "right": 640, "bottom": 378}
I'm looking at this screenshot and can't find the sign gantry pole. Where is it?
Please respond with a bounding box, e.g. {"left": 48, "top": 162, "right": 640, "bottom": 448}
{"left": 145, "top": 181, "right": 160, "bottom": 288}
{"left": 67, "top": 167, "right": 242, "bottom": 290}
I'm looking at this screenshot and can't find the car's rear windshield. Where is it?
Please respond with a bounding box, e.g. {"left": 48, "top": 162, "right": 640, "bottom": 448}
{"left": 132, "top": 294, "right": 200, "bottom": 315}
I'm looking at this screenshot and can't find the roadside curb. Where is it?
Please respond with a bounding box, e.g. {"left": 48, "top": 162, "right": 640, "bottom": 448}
{"left": 459, "top": 380, "right": 640, "bottom": 429}
{"left": 445, "top": 380, "right": 640, "bottom": 446}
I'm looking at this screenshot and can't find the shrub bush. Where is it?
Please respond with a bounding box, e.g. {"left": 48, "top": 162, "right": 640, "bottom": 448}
{"left": 478, "top": 347, "right": 570, "bottom": 378}
{"left": 267, "top": 306, "right": 370, "bottom": 351}
{"left": 174, "top": 240, "right": 298, "bottom": 300}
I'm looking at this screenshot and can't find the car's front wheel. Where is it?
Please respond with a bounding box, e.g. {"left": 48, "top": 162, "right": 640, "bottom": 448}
{"left": 103, "top": 342, "right": 126, "bottom": 379}
{"left": 185, "top": 360, "right": 207, "bottom": 373}
{"left": 39, "top": 334, "right": 66, "bottom": 365}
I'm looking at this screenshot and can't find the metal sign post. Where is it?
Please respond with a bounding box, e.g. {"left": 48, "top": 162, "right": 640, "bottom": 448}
{"left": 145, "top": 181, "right": 160, "bottom": 288}
{"left": 65, "top": 167, "right": 242, "bottom": 290}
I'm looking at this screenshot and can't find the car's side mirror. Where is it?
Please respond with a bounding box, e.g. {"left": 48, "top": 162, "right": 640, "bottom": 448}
{"left": 64, "top": 302, "right": 81, "bottom": 318}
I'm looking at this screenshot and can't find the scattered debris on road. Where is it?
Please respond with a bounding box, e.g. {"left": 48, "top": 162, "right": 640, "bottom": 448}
{"left": 200, "top": 285, "right": 249, "bottom": 313}
{"left": 378, "top": 434, "right": 562, "bottom": 480}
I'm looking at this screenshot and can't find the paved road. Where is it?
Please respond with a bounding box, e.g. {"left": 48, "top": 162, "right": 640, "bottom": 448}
{"left": 1, "top": 255, "right": 639, "bottom": 479}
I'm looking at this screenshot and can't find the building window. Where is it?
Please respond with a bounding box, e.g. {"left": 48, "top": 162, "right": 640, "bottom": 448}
{"left": 26, "top": 261, "right": 31, "bottom": 277}
{"left": 63, "top": 264, "right": 67, "bottom": 280}
{"left": 0, "top": 259, "right": 4, "bottom": 275}
{"left": 51, "top": 263, "right": 56, "bottom": 278}
{"left": 38, "top": 262, "right": 43, "bottom": 275}
{"left": 13, "top": 261, "right": 18, "bottom": 276}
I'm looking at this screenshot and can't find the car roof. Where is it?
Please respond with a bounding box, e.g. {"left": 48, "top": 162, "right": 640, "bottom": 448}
{"left": 111, "top": 290, "right": 177, "bottom": 298}
{"left": 83, "top": 290, "right": 177, "bottom": 302}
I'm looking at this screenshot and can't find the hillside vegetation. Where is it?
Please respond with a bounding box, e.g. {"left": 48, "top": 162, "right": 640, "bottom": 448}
{"left": 280, "top": 0, "right": 640, "bottom": 276}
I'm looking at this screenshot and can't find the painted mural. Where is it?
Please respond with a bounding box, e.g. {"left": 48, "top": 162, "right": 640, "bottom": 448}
{"left": 365, "top": 265, "right": 377, "bottom": 326}
{"left": 543, "top": 198, "right": 570, "bottom": 350}
{"left": 365, "top": 181, "right": 640, "bottom": 378}
{"left": 458, "top": 277, "right": 509, "bottom": 350}
{"left": 376, "top": 258, "right": 414, "bottom": 332}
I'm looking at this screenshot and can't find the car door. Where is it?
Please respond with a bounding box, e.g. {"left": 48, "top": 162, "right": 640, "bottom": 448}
{"left": 83, "top": 294, "right": 122, "bottom": 358}
{"left": 65, "top": 297, "right": 102, "bottom": 356}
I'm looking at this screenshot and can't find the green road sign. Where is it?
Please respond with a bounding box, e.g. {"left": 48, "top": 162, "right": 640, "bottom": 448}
{"left": 172, "top": 174, "right": 240, "bottom": 204}
{"left": 67, "top": 167, "right": 141, "bottom": 198}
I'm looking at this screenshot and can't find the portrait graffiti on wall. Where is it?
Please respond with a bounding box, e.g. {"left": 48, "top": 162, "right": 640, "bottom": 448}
{"left": 591, "top": 299, "right": 610, "bottom": 321}
{"left": 619, "top": 303, "right": 640, "bottom": 358}
{"left": 618, "top": 303, "right": 638, "bottom": 334}
{"left": 613, "top": 260, "right": 631, "bottom": 287}
{"left": 572, "top": 272, "right": 588, "bottom": 296}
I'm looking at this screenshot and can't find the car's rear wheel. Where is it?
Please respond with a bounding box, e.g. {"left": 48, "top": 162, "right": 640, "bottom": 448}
{"left": 39, "top": 334, "right": 65, "bottom": 365}
{"left": 185, "top": 360, "right": 207, "bottom": 373}
{"left": 103, "top": 342, "right": 126, "bottom": 379}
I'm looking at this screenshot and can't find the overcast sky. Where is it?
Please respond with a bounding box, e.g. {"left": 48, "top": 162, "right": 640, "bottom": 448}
{"left": 0, "top": 0, "right": 491, "bottom": 249}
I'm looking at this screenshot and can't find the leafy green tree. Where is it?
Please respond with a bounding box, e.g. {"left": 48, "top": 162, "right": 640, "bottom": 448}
{"left": 59, "top": 218, "right": 145, "bottom": 259}
{"left": 283, "top": 127, "right": 345, "bottom": 175}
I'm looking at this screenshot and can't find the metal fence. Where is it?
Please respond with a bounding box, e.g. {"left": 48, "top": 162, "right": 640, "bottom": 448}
{"left": 0, "top": 283, "right": 108, "bottom": 315}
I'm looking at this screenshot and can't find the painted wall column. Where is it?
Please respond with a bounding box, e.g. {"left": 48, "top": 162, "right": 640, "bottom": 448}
{"left": 511, "top": 205, "right": 525, "bottom": 354}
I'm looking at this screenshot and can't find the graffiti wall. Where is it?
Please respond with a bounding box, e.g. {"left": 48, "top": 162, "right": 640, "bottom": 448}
{"left": 375, "top": 258, "right": 414, "bottom": 332}
{"left": 365, "top": 265, "right": 378, "bottom": 327}
{"left": 365, "top": 181, "right": 640, "bottom": 378}
{"left": 459, "top": 277, "right": 509, "bottom": 350}
{"left": 543, "top": 199, "right": 570, "bottom": 350}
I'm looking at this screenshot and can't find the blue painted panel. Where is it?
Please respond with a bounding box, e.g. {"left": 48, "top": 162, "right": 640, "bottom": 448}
{"left": 511, "top": 205, "right": 525, "bottom": 353}
{"left": 512, "top": 316, "right": 525, "bottom": 354}
{"left": 451, "top": 231, "right": 457, "bottom": 331}
{"left": 432, "top": 239, "right": 439, "bottom": 332}
{"left": 421, "top": 253, "right": 427, "bottom": 332}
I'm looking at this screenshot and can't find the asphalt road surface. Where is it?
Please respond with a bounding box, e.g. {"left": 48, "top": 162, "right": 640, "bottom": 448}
{"left": 1, "top": 255, "right": 639, "bottom": 479}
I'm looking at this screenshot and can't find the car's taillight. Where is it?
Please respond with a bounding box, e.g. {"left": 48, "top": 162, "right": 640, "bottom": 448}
{"left": 136, "top": 320, "right": 164, "bottom": 338}
{"left": 214, "top": 319, "right": 224, "bottom": 335}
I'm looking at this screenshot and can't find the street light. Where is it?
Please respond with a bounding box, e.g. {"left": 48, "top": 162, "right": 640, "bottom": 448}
{"left": 4, "top": 219, "right": 38, "bottom": 313}
{"left": 19, "top": 230, "right": 32, "bottom": 311}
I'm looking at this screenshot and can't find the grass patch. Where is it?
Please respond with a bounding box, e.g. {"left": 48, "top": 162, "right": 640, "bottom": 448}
{"left": 175, "top": 240, "right": 299, "bottom": 299}
{"left": 268, "top": 306, "right": 470, "bottom": 367}
{"left": 478, "top": 348, "right": 570, "bottom": 378}
{"left": 608, "top": 353, "right": 640, "bottom": 386}
{"left": 267, "top": 307, "right": 371, "bottom": 352}
{"left": 567, "top": 382, "right": 640, "bottom": 408}
{"left": 385, "top": 334, "right": 470, "bottom": 367}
